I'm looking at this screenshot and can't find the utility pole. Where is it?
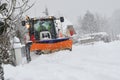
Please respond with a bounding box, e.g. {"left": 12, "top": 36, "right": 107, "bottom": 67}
{"left": 43, "top": 7, "right": 49, "bottom": 16}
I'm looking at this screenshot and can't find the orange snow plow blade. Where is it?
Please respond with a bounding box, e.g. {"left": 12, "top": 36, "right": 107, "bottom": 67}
{"left": 30, "top": 39, "right": 72, "bottom": 52}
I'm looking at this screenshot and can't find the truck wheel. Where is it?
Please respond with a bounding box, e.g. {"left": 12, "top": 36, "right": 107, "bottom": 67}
{"left": 69, "top": 48, "right": 72, "bottom": 51}
{"left": 35, "top": 50, "right": 42, "bottom": 55}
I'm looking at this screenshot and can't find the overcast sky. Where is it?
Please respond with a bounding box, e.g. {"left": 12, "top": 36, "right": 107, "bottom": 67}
{"left": 26, "top": 0, "right": 120, "bottom": 24}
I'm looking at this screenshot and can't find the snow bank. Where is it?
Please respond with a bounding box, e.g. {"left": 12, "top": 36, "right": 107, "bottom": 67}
{"left": 4, "top": 41, "right": 120, "bottom": 80}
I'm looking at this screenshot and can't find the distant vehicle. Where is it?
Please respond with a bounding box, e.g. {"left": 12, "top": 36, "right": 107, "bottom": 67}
{"left": 65, "top": 25, "right": 76, "bottom": 37}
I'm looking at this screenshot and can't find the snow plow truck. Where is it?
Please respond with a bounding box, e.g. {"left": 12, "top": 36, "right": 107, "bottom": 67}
{"left": 22, "top": 16, "right": 72, "bottom": 62}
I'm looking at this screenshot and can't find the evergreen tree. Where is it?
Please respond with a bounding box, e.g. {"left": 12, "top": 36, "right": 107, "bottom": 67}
{"left": 81, "top": 11, "right": 98, "bottom": 34}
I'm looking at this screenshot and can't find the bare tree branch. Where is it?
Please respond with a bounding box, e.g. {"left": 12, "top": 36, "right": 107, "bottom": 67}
{"left": 0, "top": 0, "right": 33, "bottom": 79}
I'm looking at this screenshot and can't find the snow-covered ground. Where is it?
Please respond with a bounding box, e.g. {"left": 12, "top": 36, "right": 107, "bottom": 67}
{"left": 4, "top": 41, "right": 120, "bottom": 80}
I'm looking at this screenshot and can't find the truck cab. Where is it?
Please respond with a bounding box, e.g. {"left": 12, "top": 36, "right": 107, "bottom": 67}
{"left": 22, "top": 16, "right": 64, "bottom": 42}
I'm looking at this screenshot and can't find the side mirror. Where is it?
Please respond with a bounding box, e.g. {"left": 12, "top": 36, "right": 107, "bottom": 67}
{"left": 21, "top": 21, "right": 25, "bottom": 26}
{"left": 31, "top": 18, "right": 34, "bottom": 23}
{"left": 60, "top": 17, "right": 64, "bottom": 22}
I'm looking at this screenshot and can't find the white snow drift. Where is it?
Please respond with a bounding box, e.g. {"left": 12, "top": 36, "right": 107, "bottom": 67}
{"left": 4, "top": 41, "right": 120, "bottom": 80}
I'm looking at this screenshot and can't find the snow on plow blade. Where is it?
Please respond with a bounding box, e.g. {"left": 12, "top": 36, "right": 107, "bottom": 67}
{"left": 30, "top": 38, "right": 72, "bottom": 53}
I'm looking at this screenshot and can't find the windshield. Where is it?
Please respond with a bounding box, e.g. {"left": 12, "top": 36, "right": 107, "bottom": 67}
{"left": 33, "top": 19, "right": 57, "bottom": 39}
{"left": 34, "top": 20, "right": 53, "bottom": 32}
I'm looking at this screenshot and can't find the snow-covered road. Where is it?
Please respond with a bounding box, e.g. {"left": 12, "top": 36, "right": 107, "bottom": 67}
{"left": 4, "top": 41, "right": 120, "bottom": 80}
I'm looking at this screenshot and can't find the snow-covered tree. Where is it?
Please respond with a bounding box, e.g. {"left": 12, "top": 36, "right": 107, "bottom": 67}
{"left": 81, "top": 11, "right": 98, "bottom": 34}
{"left": 94, "top": 14, "right": 109, "bottom": 32}
{"left": 108, "top": 9, "right": 120, "bottom": 40}
{"left": 0, "top": 0, "right": 34, "bottom": 79}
